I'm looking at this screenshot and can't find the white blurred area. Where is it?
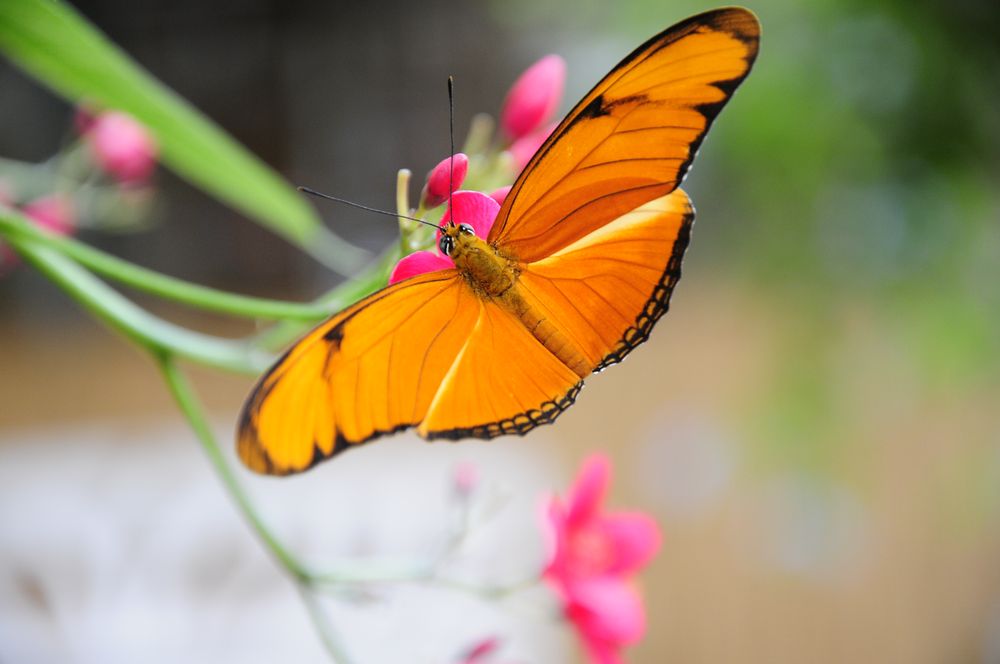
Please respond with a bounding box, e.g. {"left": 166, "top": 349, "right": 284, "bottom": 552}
{"left": 0, "top": 418, "right": 571, "bottom": 663}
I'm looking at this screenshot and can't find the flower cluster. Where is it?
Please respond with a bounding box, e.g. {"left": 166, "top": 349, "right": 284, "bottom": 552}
{"left": 389, "top": 53, "right": 566, "bottom": 285}
{"left": 0, "top": 107, "right": 157, "bottom": 273}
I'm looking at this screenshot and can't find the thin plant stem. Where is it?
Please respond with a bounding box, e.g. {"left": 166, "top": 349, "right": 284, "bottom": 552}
{"left": 0, "top": 210, "right": 335, "bottom": 321}
{"left": 156, "top": 355, "right": 313, "bottom": 580}
{"left": 297, "top": 586, "right": 355, "bottom": 664}
{"left": 6, "top": 228, "right": 271, "bottom": 375}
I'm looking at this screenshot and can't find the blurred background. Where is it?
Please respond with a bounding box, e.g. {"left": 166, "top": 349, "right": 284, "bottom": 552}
{"left": 1, "top": 0, "right": 999, "bottom": 662}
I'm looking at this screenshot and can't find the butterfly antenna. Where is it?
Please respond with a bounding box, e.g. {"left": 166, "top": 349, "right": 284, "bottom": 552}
{"left": 298, "top": 186, "right": 440, "bottom": 229}
{"left": 447, "top": 75, "right": 455, "bottom": 225}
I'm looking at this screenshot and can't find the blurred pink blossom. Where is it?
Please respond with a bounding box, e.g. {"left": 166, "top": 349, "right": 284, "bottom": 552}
{"left": 458, "top": 636, "right": 501, "bottom": 663}
{"left": 85, "top": 111, "right": 157, "bottom": 183}
{"left": 508, "top": 121, "right": 557, "bottom": 172}
{"left": 452, "top": 461, "right": 480, "bottom": 496}
{"left": 389, "top": 191, "right": 499, "bottom": 285}
{"left": 22, "top": 194, "right": 76, "bottom": 236}
{"left": 423, "top": 153, "right": 469, "bottom": 208}
{"left": 500, "top": 54, "right": 565, "bottom": 141}
{"left": 542, "top": 454, "right": 661, "bottom": 664}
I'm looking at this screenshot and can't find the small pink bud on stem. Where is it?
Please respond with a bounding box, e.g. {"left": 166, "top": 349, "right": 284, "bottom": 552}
{"left": 422, "top": 153, "right": 469, "bottom": 209}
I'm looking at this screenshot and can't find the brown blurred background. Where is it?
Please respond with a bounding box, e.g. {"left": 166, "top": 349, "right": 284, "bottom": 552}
{"left": 1, "top": 0, "right": 999, "bottom": 662}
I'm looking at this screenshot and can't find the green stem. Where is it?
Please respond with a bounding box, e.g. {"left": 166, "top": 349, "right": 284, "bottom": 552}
{"left": 0, "top": 210, "right": 333, "bottom": 322}
{"left": 297, "top": 587, "right": 355, "bottom": 664}
{"left": 7, "top": 232, "right": 271, "bottom": 375}
{"left": 156, "top": 355, "right": 313, "bottom": 581}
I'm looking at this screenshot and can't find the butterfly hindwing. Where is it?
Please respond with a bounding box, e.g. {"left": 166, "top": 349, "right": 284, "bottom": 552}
{"left": 516, "top": 189, "right": 695, "bottom": 372}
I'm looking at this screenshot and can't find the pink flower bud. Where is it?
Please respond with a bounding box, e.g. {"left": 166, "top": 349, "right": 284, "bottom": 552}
{"left": 22, "top": 194, "right": 75, "bottom": 236}
{"left": 500, "top": 54, "right": 565, "bottom": 141}
{"left": 489, "top": 185, "right": 512, "bottom": 206}
{"left": 86, "top": 111, "right": 157, "bottom": 183}
{"left": 453, "top": 461, "right": 479, "bottom": 496}
{"left": 422, "top": 153, "right": 469, "bottom": 209}
{"left": 508, "top": 121, "right": 557, "bottom": 171}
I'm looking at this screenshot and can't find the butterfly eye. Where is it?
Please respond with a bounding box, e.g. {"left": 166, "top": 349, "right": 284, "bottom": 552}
{"left": 458, "top": 223, "right": 475, "bottom": 236}
{"left": 439, "top": 235, "right": 455, "bottom": 256}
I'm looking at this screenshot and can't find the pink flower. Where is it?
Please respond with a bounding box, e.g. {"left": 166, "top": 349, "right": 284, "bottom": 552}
{"left": 500, "top": 54, "right": 566, "bottom": 141}
{"left": 85, "top": 111, "right": 157, "bottom": 183}
{"left": 542, "top": 455, "right": 661, "bottom": 664}
{"left": 489, "top": 185, "right": 512, "bottom": 206}
{"left": 22, "top": 194, "right": 75, "bottom": 236}
{"left": 422, "top": 153, "right": 469, "bottom": 208}
{"left": 388, "top": 190, "right": 499, "bottom": 285}
{"left": 508, "top": 121, "right": 557, "bottom": 172}
{"left": 1, "top": 193, "right": 75, "bottom": 274}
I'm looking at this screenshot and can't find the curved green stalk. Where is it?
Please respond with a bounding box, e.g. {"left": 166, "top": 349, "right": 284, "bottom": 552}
{"left": 6, "top": 230, "right": 271, "bottom": 375}
{"left": 157, "top": 355, "right": 312, "bottom": 579}
{"left": 0, "top": 211, "right": 333, "bottom": 322}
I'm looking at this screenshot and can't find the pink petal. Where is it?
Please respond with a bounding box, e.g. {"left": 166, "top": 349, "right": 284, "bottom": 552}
{"left": 460, "top": 635, "right": 502, "bottom": 663}
{"left": 567, "top": 577, "right": 645, "bottom": 645}
{"left": 489, "top": 185, "right": 512, "bottom": 206}
{"left": 580, "top": 637, "right": 625, "bottom": 664}
{"left": 423, "top": 153, "right": 469, "bottom": 208}
{"left": 500, "top": 54, "right": 566, "bottom": 140}
{"left": 508, "top": 122, "right": 557, "bottom": 171}
{"left": 388, "top": 250, "right": 453, "bottom": 284}
{"left": 440, "top": 190, "right": 500, "bottom": 240}
{"left": 596, "top": 512, "right": 662, "bottom": 575}
{"left": 566, "top": 454, "right": 612, "bottom": 527}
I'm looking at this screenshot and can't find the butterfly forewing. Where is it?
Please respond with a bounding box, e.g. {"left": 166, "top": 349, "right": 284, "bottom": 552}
{"left": 238, "top": 272, "right": 476, "bottom": 475}
{"left": 488, "top": 7, "right": 759, "bottom": 262}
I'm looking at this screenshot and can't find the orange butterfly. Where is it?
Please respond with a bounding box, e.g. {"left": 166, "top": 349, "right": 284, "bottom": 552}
{"left": 238, "top": 7, "right": 760, "bottom": 475}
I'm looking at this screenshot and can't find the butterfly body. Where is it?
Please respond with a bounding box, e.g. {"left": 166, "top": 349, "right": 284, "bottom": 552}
{"left": 238, "top": 8, "right": 760, "bottom": 475}
{"left": 442, "top": 221, "right": 592, "bottom": 378}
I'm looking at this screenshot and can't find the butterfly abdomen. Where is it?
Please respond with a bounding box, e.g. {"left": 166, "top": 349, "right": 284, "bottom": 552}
{"left": 499, "top": 286, "right": 591, "bottom": 379}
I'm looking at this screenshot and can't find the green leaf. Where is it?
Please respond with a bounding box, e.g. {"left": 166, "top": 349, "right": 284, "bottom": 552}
{"left": 0, "top": 0, "right": 366, "bottom": 273}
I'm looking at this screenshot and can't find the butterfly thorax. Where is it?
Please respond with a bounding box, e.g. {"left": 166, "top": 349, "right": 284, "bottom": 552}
{"left": 447, "top": 228, "right": 519, "bottom": 298}
{"left": 446, "top": 226, "right": 591, "bottom": 379}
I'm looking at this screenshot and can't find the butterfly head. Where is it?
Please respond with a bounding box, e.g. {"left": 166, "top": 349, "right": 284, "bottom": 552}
{"left": 438, "top": 221, "right": 477, "bottom": 258}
